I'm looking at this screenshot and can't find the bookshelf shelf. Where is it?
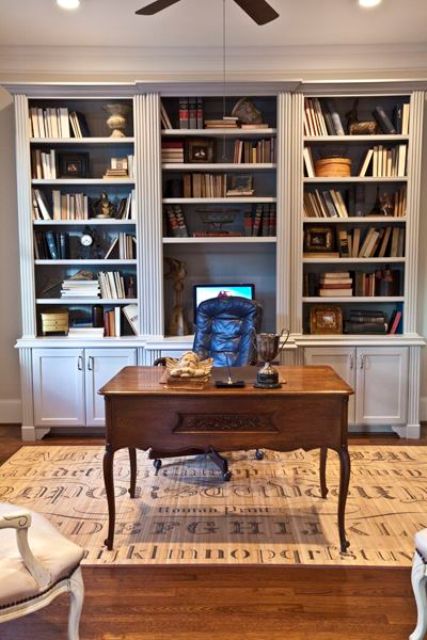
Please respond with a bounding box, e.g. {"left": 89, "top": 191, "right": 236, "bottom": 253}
{"left": 36, "top": 298, "right": 138, "bottom": 305}
{"left": 303, "top": 177, "right": 408, "bottom": 184}
{"left": 33, "top": 220, "right": 136, "bottom": 226}
{"left": 302, "top": 257, "right": 406, "bottom": 264}
{"left": 163, "top": 197, "right": 276, "bottom": 204}
{"left": 31, "top": 179, "right": 135, "bottom": 186}
{"left": 302, "top": 217, "right": 407, "bottom": 224}
{"left": 162, "top": 128, "right": 277, "bottom": 137}
{"left": 163, "top": 163, "right": 276, "bottom": 171}
{"left": 35, "top": 259, "right": 137, "bottom": 265}
{"left": 163, "top": 237, "right": 276, "bottom": 244}
{"left": 304, "top": 134, "right": 409, "bottom": 143}
{"left": 30, "top": 137, "right": 135, "bottom": 145}
{"left": 302, "top": 296, "right": 405, "bottom": 303}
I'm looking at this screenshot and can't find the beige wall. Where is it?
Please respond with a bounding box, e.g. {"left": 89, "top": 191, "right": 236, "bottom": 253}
{"left": 0, "top": 49, "right": 426, "bottom": 422}
{"left": 0, "top": 87, "right": 21, "bottom": 419}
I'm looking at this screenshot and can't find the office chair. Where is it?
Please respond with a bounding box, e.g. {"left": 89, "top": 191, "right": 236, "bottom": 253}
{"left": 151, "top": 295, "right": 263, "bottom": 479}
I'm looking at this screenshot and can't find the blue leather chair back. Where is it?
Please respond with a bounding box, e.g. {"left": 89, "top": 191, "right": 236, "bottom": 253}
{"left": 193, "top": 296, "right": 262, "bottom": 367}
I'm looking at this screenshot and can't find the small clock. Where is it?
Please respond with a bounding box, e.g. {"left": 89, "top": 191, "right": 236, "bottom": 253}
{"left": 79, "top": 232, "right": 94, "bottom": 258}
{"left": 80, "top": 233, "right": 94, "bottom": 248}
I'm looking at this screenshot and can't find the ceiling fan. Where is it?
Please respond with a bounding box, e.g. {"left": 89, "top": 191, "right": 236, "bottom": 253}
{"left": 135, "top": 0, "right": 279, "bottom": 25}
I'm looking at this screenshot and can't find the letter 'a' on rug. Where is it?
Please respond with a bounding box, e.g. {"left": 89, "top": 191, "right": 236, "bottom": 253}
{"left": 0, "top": 445, "right": 424, "bottom": 566}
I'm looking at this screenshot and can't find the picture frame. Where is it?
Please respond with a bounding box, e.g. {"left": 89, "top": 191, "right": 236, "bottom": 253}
{"left": 58, "top": 152, "right": 89, "bottom": 179}
{"left": 226, "top": 173, "right": 254, "bottom": 196}
{"left": 310, "top": 305, "right": 343, "bottom": 335}
{"left": 185, "top": 138, "right": 215, "bottom": 163}
{"left": 303, "top": 225, "right": 335, "bottom": 253}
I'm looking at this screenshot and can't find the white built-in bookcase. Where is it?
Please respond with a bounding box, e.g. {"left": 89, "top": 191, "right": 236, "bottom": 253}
{"left": 4, "top": 80, "right": 426, "bottom": 440}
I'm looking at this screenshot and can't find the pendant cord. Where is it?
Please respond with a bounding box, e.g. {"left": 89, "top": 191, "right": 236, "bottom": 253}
{"left": 222, "top": 0, "right": 226, "bottom": 160}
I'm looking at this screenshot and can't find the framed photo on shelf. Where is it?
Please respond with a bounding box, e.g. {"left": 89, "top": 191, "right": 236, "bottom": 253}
{"left": 58, "top": 152, "right": 89, "bottom": 179}
{"left": 310, "top": 305, "right": 343, "bottom": 335}
{"left": 226, "top": 174, "right": 254, "bottom": 196}
{"left": 185, "top": 138, "right": 215, "bottom": 163}
{"left": 303, "top": 225, "right": 335, "bottom": 253}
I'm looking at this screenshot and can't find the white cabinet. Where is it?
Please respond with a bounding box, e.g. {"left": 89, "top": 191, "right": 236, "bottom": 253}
{"left": 304, "top": 345, "right": 408, "bottom": 426}
{"left": 32, "top": 348, "right": 137, "bottom": 428}
{"left": 32, "top": 349, "right": 85, "bottom": 427}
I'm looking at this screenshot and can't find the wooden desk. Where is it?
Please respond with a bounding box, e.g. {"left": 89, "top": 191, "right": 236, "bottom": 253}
{"left": 99, "top": 365, "right": 353, "bottom": 551}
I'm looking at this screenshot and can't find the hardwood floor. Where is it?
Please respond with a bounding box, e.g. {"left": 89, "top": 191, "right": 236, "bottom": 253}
{"left": 0, "top": 425, "right": 423, "bottom": 640}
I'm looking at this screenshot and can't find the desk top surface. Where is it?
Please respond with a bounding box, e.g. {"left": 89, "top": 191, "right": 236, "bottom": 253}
{"left": 99, "top": 365, "right": 353, "bottom": 397}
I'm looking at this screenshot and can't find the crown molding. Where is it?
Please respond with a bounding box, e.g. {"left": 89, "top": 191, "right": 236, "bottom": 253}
{"left": 1, "top": 43, "right": 427, "bottom": 81}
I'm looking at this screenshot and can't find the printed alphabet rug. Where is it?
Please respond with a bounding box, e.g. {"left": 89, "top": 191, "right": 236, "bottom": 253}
{"left": 0, "top": 445, "right": 424, "bottom": 566}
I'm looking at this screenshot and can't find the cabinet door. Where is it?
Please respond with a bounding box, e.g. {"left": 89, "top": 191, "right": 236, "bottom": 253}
{"left": 303, "top": 347, "right": 356, "bottom": 423}
{"left": 85, "top": 348, "right": 137, "bottom": 427}
{"left": 32, "top": 349, "right": 85, "bottom": 427}
{"left": 355, "top": 346, "right": 408, "bottom": 425}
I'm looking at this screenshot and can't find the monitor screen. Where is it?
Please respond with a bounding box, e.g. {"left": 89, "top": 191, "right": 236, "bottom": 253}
{"left": 193, "top": 283, "right": 255, "bottom": 320}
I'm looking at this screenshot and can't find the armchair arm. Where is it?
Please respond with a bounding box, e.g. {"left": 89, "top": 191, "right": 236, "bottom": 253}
{"left": 0, "top": 510, "right": 51, "bottom": 588}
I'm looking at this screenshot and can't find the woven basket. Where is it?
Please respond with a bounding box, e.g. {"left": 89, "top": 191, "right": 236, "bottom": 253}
{"left": 314, "top": 157, "right": 351, "bottom": 177}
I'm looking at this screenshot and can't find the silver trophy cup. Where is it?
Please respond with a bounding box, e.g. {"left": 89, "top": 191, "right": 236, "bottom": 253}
{"left": 254, "top": 330, "right": 289, "bottom": 388}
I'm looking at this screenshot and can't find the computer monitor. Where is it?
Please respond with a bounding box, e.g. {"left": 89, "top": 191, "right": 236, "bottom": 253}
{"left": 193, "top": 283, "right": 255, "bottom": 321}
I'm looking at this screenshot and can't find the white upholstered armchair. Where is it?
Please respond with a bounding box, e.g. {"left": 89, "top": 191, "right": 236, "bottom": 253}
{"left": 0, "top": 503, "right": 84, "bottom": 639}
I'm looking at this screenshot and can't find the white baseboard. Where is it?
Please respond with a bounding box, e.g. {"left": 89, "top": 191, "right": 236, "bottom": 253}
{"left": 0, "top": 399, "right": 21, "bottom": 424}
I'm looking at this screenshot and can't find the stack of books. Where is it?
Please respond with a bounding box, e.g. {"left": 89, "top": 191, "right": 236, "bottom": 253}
{"left": 103, "top": 156, "right": 134, "bottom": 179}
{"left": 61, "top": 278, "right": 100, "bottom": 299}
{"left": 319, "top": 272, "right": 353, "bottom": 297}
{"left": 204, "top": 116, "right": 239, "bottom": 129}
{"left": 67, "top": 326, "right": 104, "bottom": 338}
{"left": 345, "top": 310, "right": 388, "bottom": 334}
{"left": 162, "top": 141, "right": 184, "bottom": 163}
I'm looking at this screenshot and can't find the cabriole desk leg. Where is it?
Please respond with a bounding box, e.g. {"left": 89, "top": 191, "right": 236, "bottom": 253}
{"left": 338, "top": 444, "right": 351, "bottom": 552}
{"left": 103, "top": 444, "right": 116, "bottom": 550}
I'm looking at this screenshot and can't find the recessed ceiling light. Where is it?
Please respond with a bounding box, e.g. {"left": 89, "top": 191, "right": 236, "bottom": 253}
{"left": 358, "top": 0, "right": 382, "bottom": 7}
{"left": 56, "top": 0, "right": 80, "bottom": 10}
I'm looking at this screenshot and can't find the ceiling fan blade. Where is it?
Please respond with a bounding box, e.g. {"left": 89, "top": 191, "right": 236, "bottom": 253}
{"left": 135, "top": 0, "right": 182, "bottom": 15}
{"left": 232, "top": 0, "right": 279, "bottom": 25}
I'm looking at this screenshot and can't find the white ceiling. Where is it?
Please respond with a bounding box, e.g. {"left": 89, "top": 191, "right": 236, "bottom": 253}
{"left": 0, "top": 0, "right": 426, "bottom": 49}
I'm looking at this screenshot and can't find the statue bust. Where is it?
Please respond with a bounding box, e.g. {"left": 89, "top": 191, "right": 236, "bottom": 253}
{"left": 93, "top": 192, "right": 116, "bottom": 219}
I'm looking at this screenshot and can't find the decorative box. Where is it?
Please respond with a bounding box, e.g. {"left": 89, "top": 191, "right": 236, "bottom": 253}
{"left": 40, "top": 310, "right": 69, "bottom": 336}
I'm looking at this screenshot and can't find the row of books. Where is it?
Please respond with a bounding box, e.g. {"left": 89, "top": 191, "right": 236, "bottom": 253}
{"left": 164, "top": 205, "right": 189, "bottom": 237}
{"left": 98, "top": 272, "right": 129, "bottom": 299}
{"left": 303, "top": 186, "right": 406, "bottom": 219}
{"left": 244, "top": 204, "right": 277, "bottom": 237}
{"left": 358, "top": 145, "right": 407, "bottom": 177}
{"left": 65, "top": 303, "right": 138, "bottom": 338}
{"left": 161, "top": 98, "right": 204, "bottom": 130}
{"left": 31, "top": 189, "right": 134, "bottom": 221}
{"left": 104, "top": 234, "right": 136, "bottom": 259}
{"left": 32, "top": 149, "right": 57, "bottom": 179}
{"left": 336, "top": 226, "right": 405, "bottom": 259}
{"left": 29, "top": 107, "right": 90, "bottom": 139}
{"left": 233, "top": 139, "right": 275, "bottom": 164}
{"left": 303, "top": 98, "right": 410, "bottom": 137}
{"left": 304, "top": 269, "right": 401, "bottom": 297}
{"left": 179, "top": 173, "right": 255, "bottom": 198}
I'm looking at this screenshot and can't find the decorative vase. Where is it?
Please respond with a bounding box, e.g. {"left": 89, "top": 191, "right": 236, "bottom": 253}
{"left": 105, "top": 104, "right": 130, "bottom": 138}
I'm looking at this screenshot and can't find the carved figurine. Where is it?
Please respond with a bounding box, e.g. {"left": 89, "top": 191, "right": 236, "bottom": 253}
{"left": 231, "top": 97, "right": 263, "bottom": 124}
{"left": 93, "top": 192, "right": 116, "bottom": 219}
{"left": 166, "top": 351, "right": 213, "bottom": 379}
{"left": 164, "top": 257, "right": 189, "bottom": 336}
